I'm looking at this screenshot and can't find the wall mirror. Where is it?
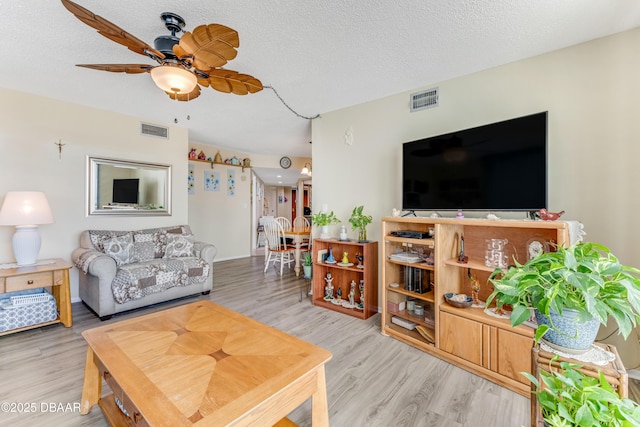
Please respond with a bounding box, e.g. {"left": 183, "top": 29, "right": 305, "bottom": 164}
{"left": 87, "top": 157, "right": 172, "bottom": 216}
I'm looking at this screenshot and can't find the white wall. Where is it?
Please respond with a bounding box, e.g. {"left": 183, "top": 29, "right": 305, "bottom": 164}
{"left": 312, "top": 27, "right": 640, "bottom": 267}
{"left": 187, "top": 142, "right": 252, "bottom": 261}
{"left": 264, "top": 187, "right": 277, "bottom": 217}
{"left": 311, "top": 26, "right": 640, "bottom": 368}
{"left": 0, "top": 88, "right": 188, "bottom": 301}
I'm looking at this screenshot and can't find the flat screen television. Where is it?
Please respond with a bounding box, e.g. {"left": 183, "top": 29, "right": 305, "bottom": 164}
{"left": 402, "top": 112, "right": 547, "bottom": 212}
{"left": 112, "top": 178, "right": 139, "bottom": 204}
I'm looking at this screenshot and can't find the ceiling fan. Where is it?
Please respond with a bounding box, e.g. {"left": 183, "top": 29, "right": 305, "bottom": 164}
{"left": 61, "top": 0, "right": 263, "bottom": 101}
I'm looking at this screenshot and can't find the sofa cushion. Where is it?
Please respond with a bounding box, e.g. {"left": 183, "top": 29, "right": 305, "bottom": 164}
{"left": 111, "top": 257, "right": 210, "bottom": 304}
{"left": 164, "top": 234, "right": 194, "bottom": 258}
{"left": 103, "top": 233, "right": 134, "bottom": 266}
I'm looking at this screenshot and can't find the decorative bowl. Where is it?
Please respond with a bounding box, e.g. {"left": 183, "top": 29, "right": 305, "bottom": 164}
{"left": 444, "top": 292, "right": 473, "bottom": 308}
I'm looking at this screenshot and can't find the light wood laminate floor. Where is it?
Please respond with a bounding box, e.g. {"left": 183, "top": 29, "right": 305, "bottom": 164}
{"left": 1, "top": 256, "right": 638, "bottom": 426}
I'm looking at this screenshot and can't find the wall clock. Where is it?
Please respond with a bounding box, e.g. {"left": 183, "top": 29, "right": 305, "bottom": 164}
{"left": 526, "top": 238, "right": 549, "bottom": 260}
{"left": 279, "top": 156, "right": 292, "bottom": 169}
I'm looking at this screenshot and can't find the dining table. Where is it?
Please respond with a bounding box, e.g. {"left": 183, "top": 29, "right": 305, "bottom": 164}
{"left": 284, "top": 228, "right": 311, "bottom": 276}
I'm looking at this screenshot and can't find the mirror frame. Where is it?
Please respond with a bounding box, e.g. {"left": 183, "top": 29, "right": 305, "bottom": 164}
{"left": 86, "top": 156, "right": 172, "bottom": 216}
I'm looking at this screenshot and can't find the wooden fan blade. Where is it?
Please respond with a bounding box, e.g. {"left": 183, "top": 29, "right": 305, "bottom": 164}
{"left": 61, "top": 0, "right": 164, "bottom": 60}
{"left": 202, "top": 69, "right": 263, "bottom": 95}
{"left": 77, "top": 64, "right": 153, "bottom": 74}
{"left": 177, "top": 24, "right": 239, "bottom": 70}
{"left": 166, "top": 85, "right": 201, "bottom": 101}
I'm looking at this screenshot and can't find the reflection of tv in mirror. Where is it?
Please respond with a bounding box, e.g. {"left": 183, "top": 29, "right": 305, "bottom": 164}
{"left": 112, "top": 178, "right": 139, "bottom": 204}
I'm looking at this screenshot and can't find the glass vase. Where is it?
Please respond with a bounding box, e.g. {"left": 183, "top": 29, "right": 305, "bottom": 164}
{"left": 358, "top": 228, "right": 367, "bottom": 242}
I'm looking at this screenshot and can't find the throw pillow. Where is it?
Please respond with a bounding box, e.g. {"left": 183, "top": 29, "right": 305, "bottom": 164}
{"left": 134, "top": 231, "right": 166, "bottom": 258}
{"left": 103, "top": 233, "right": 134, "bottom": 266}
{"left": 131, "top": 241, "right": 155, "bottom": 262}
{"left": 164, "top": 234, "right": 194, "bottom": 258}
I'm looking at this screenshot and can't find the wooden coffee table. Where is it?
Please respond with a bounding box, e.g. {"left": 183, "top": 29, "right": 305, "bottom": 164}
{"left": 80, "top": 301, "right": 332, "bottom": 426}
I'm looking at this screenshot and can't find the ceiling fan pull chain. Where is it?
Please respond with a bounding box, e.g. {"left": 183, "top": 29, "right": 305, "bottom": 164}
{"left": 264, "top": 86, "right": 320, "bottom": 120}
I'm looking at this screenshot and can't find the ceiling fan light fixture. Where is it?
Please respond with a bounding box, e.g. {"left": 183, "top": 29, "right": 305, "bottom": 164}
{"left": 150, "top": 65, "right": 197, "bottom": 94}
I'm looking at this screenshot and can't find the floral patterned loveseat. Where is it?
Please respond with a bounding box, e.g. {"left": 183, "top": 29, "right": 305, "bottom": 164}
{"left": 71, "top": 225, "right": 216, "bottom": 320}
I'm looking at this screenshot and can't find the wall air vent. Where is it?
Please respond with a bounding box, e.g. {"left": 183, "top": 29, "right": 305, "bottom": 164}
{"left": 140, "top": 122, "right": 169, "bottom": 139}
{"left": 410, "top": 87, "right": 439, "bottom": 112}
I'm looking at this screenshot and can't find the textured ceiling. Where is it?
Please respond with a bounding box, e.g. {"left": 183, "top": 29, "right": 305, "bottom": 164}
{"left": 4, "top": 0, "right": 640, "bottom": 165}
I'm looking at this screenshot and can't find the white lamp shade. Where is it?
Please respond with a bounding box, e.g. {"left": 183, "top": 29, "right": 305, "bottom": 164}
{"left": 0, "top": 192, "right": 54, "bottom": 225}
{"left": 150, "top": 65, "right": 198, "bottom": 94}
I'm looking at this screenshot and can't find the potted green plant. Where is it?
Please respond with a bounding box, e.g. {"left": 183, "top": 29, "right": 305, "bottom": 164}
{"left": 486, "top": 242, "right": 640, "bottom": 351}
{"left": 303, "top": 252, "right": 313, "bottom": 278}
{"left": 524, "top": 358, "right": 640, "bottom": 426}
{"left": 348, "top": 205, "right": 373, "bottom": 242}
{"left": 311, "top": 210, "right": 340, "bottom": 238}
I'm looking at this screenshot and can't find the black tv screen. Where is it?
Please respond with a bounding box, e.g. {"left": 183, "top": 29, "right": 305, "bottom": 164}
{"left": 112, "top": 178, "right": 139, "bottom": 204}
{"left": 402, "top": 112, "right": 547, "bottom": 212}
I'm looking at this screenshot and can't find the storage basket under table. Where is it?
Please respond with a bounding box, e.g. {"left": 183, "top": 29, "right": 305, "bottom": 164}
{"left": 0, "top": 288, "right": 58, "bottom": 332}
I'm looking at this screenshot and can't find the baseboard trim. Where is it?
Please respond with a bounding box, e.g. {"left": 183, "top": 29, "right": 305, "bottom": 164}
{"left": 214, "top": 254, "right": 251, "bottom": 263}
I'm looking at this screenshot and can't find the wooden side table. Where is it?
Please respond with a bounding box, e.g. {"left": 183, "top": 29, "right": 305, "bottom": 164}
{"left": 0, "top": 258, "right": 72, "bottom": 335}
{"left": 531, "top": 342, "right": 628, "bottom": 427}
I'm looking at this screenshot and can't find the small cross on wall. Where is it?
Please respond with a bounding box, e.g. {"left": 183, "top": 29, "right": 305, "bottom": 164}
{"left": 54, "top": 139, "right": 65, "bottom": 159}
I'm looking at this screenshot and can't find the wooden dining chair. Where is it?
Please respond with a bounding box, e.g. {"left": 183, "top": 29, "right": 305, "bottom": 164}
{"left": 263, "top": 219, "right": 295, "bottom": 275}
{"left": 293, "top": 216, "right": 311, "bottom": 250}
{"left": 293, "top": 216, "right": 310, "bottom": 230}
{"left": 276, "top": 217, "right": 292, "bottom": 231}
{"left": 276, "top": 216, "right": 293, "bottom": 244}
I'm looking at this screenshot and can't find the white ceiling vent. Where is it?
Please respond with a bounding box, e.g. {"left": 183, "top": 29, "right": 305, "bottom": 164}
{"left": 140, "top": 122, "right": 169, "bottom": 139}
{"left": 410, "top": 87, "right": 439, "bottom": 112}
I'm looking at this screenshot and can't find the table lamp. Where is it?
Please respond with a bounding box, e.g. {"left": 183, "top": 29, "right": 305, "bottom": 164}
{"left": 0, "top": 191, "right": 54, "bottom": 266}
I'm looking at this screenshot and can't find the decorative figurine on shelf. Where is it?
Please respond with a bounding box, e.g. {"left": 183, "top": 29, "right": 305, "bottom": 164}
{"left": 469, "top": 268, "right": 482, "bottom": 307}
{"left": 342, "top": 252, "right": 349, "bottom": 264}
{"left": 357, "top": 280, "right": 365, "bottom": 310}
{"left": 326, "top": 246, "right": 336, "bottom": 263}
{"left": 324, "top": 272, "right": 334, "bottom": 300}
{"left": 336, "top": 286, "right": 342, "bottom": 300}
{"left": 457, "top": 235, "right": 468, "bottom": 264}
{"left": 538, "top": 208, "right": 565, "bottom": 221}
{"left": 355, "top": 253, "right": 364, "bottom": 269}
{"left": 214, "top": 151, "right": 223, "bottom": 163}
{"left": 188, "top": 148, "right": 197, "bottom": 159}
{"left": 339, "top": 225, "right": 348, "bottom": 241}
{"left": 349, "top": 280, "right": 356, "bottom": 306}
{"left": 198, "top": 150, "right": 207, "bottom": 160}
